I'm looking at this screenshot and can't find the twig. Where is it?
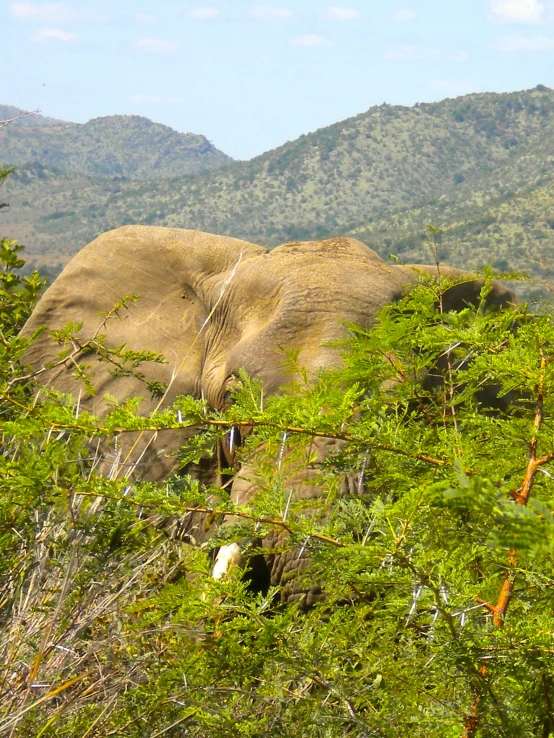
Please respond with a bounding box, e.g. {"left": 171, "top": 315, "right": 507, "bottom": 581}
{"left": 0, "top": 393, "right": 456, "bottom": 471}
{"left": 0, "top": 110, "right": 39, "bottom": 129}
{"left": 542, "top": 674, "right": 554, "bottom": 734}
{"left": 9, "top": 300, "right": 150, "bottom": 391}
{"left": 74, "top": 491, "right": 348, "bottom": 548}
{"left": 311, "top": 672, "right": 374, "bottom": 738}
{"left": 149, "top": 710, "right": 199, "bottom": 738}
{"left": 0, "top": 672, "right": 93, "bottom": 733}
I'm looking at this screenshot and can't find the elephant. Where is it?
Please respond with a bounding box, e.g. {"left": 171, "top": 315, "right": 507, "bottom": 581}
{"left": 21, "top": 225, "right": 516, "bottom": 605}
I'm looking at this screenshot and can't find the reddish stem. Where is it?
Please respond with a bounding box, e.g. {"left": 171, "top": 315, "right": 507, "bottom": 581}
{"left": 463, "top": 353, "right": 547, "bottom": 734}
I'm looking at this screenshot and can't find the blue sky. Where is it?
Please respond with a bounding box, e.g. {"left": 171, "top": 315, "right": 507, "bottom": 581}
{"left": 3, "top": 0, "right": 554, "bottom": 158}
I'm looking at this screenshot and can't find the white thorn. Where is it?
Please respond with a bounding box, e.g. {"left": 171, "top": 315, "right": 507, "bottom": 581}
{"left": 358, "top": 450, "right": 369, "bottom": 495}
{"left": 277, "top": 432, "right": 288, "bottom": 470}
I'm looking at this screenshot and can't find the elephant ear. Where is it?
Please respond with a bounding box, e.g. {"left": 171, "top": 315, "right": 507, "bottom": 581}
{"left": 22, "top": 226, "right": 265, "bottom": 416}
{"left": 401, "top": 264, "right": 516, "bottom": 311}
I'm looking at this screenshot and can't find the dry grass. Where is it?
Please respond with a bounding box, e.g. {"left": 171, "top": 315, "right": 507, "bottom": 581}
{"left": 0, "top": 434, "right": 195, "bottom": 736}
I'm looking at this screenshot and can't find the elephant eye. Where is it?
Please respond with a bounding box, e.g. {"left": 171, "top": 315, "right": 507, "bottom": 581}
{"left": 223, "top": 375, "right": 239, "bottom": 408}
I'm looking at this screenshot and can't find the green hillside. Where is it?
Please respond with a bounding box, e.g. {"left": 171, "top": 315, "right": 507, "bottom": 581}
{"left": 344, "top": 125, "right": 554, "bottom": 300}
{"left": 0, "top": 108, "right": 232, "bottom": 179}
{"left": 2, "top": 86, "right": 554, "bottom": 284}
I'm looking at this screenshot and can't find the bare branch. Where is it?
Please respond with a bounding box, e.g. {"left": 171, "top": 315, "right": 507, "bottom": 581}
{"left": 0, "top": 110, "right": 40, "bottom": 129}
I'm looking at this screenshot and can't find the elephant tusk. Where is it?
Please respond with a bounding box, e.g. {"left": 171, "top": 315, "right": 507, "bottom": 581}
{"left": 222, "top": 426, "right": 240, "bottom": 467}
{"left": 228, "top": 426, "right": 238, "bottom": 457}
{"left": 212, "top": 543, "right": 244, "bottom": 580}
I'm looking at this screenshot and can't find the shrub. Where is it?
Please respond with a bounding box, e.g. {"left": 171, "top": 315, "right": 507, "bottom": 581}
{"left": 1, "top": 219, "right": 554, "bottom": 734}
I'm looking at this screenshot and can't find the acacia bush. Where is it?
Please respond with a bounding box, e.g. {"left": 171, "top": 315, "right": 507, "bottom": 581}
{"left": 2, "top": 225, "right": 554, "bottom": 735}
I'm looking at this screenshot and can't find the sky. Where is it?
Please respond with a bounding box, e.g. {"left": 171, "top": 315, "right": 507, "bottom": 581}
{"left": 3, "top": 0, "right": 554, "bottom": 159}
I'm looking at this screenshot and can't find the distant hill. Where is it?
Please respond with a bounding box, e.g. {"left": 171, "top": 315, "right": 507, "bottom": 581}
{"left": 2, "top": 86, "right": 554, "bottom": 293}
{"left": 0, "top": 109, "right": 233, "bottom": 179}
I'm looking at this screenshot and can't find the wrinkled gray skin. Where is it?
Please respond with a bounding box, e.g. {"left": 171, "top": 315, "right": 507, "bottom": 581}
{"left": 22, "top": 226, "right": 516, "bottom": 606}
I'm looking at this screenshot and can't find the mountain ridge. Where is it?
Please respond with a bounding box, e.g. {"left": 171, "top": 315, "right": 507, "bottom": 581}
{"left": 0, "top": 108, "right": 233, "bottom": 179}
{"left": 1, "top": 86, "right": 554, "bottom": 292}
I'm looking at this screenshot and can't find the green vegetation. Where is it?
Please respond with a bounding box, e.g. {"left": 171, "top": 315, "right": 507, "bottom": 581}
{"left": 4, "top": 160, "right": 554, "bottom": 734}
{"left": 2, "top": 86, "right": 554, "bottom": 282}
{"left": 346, "top": 136, "right": 554, "bottom": 301}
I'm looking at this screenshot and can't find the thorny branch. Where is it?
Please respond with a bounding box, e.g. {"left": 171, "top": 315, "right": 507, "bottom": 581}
{"left": 7, "top": 387, "right": 554, "bottom": 489}
{"left": 310, "top": 672, "right": 375, "bottom": 738}
{"left": 0, "top": 390, "right": 457, "bottom": 470}
{"left": 7, "top": 299, "right": 151, "bottom": 391}
{"left": 463, "top": 350, "right": 549, "bottom": 737}
{"left": 74, "top": 491, "right": 348, "bottom": 548}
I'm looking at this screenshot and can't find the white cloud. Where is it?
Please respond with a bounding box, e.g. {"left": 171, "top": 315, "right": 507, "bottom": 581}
{"left": 384, "top": 45, "right": 440, "bottom": 61}
{"left": 393, "top": 9, "right": 416, "bottom": 21}
{"left": 136, "top": 38, "right": 179, "bottom": 53}
{"left": 324, "top": 6, "right": 361, "bottom": 20}
{"left": 10, "top": 2, "right": 70, "bottom": 22}
{"left": 129, "top": 94, "right": 183, "bottom": 104}
{"left": 189, "top": 7, "right": 220, "bottom": 20}
{"left": 136, "top": 13, "right": 155, "bottom": 23}
{"left": 291, "top": 34, "right": 333, "bottom": 47}
{"left": 489, "top": 0, "right": 544, "bottom": 23}
{"left": 31, "top": 26, "right": 77, "bottom": 41}
{"left": 249, "top": 7, "right": 293, "bottom": 21}
{"left": 492, "top": 34, "right": 554, "bottom": 50}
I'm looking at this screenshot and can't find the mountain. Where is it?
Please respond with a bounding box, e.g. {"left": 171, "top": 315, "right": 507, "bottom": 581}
{"left": 1, "top": 86, "right": 554, "bottom": 290}
{"left": 0, "top": 109, "right": 233, "bottom": 179}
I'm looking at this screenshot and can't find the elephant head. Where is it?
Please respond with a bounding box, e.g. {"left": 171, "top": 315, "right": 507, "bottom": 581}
{"left": 22, "top": 226, "right": 515, "bottom": 603}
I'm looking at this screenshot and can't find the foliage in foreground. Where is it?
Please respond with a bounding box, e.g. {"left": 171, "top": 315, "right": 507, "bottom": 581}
{"left": 2, "top": 236, "right": 554, "bottom": 736}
